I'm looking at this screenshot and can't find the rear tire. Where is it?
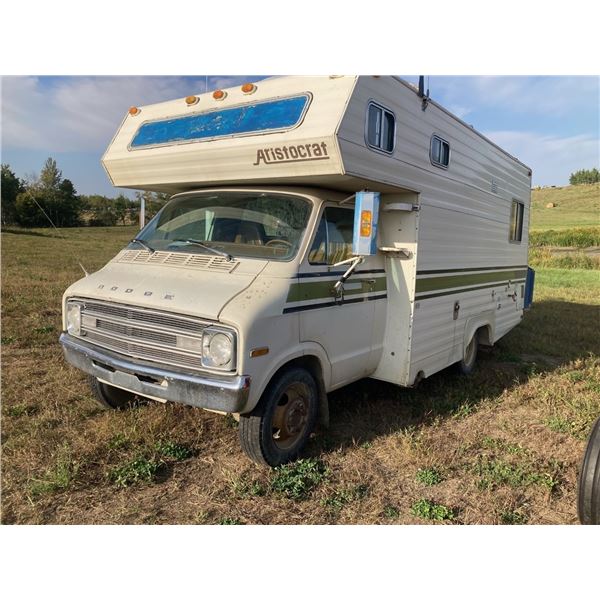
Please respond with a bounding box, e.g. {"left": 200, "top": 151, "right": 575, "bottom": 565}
{"left": 457, "top": 331, "right": 479, "bottom": 375}
{"left": 238, "top": 367, "right": 318, "bottom": 467}
{"left": 578, "top": 416, "right": 600, "bottom": 525}
{"left": 89, "top": 376, "right": 137, "bottom": 410}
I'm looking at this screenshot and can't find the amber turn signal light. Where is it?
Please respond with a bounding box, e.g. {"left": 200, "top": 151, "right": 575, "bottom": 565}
{"left": 213, "top": 89, "right": 227, "bottom": 100}
{"left": 128, "top": 106, "right": 140, "bottom": 116}
{"left": 185, "top": 95, "right": 199, "bottom": 106}
{"left": 241, "top": 83, "right": 256, "bottom": 94}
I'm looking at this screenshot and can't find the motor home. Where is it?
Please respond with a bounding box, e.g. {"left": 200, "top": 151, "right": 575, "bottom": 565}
{"left": 60, "top": 76, "right": 534, "bottom": 466}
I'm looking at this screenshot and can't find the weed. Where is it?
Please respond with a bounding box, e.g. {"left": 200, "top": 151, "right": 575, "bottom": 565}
{"left": 217, "top": 517, "right": 243, "bottom": 525}
{"left": 155, "top": 440, "right": 193, "bottom": 461}
{"left": 29, "top": 447, "right": 78, "bottom": 498}
{"left": 34, "top": 325, "right": 54, "bottom": 334}
{"left": 322, "top": 484, "right": 369, "bottom": 510}
{"left": 6, "top": 404, "right": 38, "bottom": 418}
{"left": 108, "top": 456, "right": 164, "bottom": 487}
{"left": 475, "top": 458, "right": 560, "bottom": 492}
{"left": 500, "top": 510, "right": 528, "bottom": 525}
{"left": 416, "top": 467, "right": 443, "bottom": 486}
{"left": 194, "top": 510, "right": 210, "bottom": 524}
{"left": 223, "top": 414, "right": 239, "bottom": 429}
{"left": 530, "top": 227, "right": 600, "bottom": 248}
{"left": 383, "top": 505, "right": 400, "bottom": 519}
{"left": 566, "top": 371, "right": 585, "bottom": 383}
{"left": 270, "top": 458, "right": 329, "bottom": 500}
{"left": 481, "top": 437, "right": 526, "bottom": 455}
{"left": 411, "top": 499, "right": 456, "bottom": 522}
{"left": 544, "top": 416, "right": 573, "bottom": 434}
{"left": 231, "top": 476, "right": 266, "bottom": 498}
{"left": 107, "top": 433, "right": 130, "bottom": 450}
{"left": 1, "top": 336, "right": 15, "bottom": 344}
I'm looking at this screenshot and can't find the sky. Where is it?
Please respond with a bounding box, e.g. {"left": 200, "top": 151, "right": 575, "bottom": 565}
{"left": 1, "top": 75, "right": 598, "bottom": 198}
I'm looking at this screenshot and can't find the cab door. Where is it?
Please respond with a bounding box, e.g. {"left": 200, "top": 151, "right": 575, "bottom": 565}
{"left": 294, "top": 205, "right": 385, "bottom": 387}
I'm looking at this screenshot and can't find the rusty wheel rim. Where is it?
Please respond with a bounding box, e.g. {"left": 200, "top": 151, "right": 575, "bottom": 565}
{"left": 271, "top": 382, "right": 310, "bottom": 450}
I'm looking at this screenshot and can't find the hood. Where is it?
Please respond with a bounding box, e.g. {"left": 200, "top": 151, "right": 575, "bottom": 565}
{"left": 64, "top": 250, "right": 268, "bottom": 321}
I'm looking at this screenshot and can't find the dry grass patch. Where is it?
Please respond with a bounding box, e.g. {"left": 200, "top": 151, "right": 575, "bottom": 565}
{"left": 2, "top": 227, "right": 599, "bottom": 524}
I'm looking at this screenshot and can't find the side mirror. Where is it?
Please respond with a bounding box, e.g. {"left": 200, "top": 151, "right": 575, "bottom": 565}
{"left": 352, "top": 191, "right": 380, "bottom": 256}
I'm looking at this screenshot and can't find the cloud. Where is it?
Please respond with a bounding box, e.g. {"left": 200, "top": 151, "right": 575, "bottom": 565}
{"left": 431, "top": 75, "right": 599, "bottom": 118}
{"left": 1, "top": 75, "right": 257, "bottom": 153}
{"left": 483, "top": 129, "right": 600, "bottom": 186}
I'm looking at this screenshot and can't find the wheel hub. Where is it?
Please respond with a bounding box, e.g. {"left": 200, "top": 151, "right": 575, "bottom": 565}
{"left": 272, "top": 383, "right": 310, "bottom": 450}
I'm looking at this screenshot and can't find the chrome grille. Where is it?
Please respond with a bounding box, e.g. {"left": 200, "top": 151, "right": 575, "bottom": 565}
{"left": 75, "top": 299, "right": 210, "bottom": 371}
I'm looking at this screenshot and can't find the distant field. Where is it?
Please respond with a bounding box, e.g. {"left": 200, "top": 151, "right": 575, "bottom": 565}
{"left": 530, "top": 183, "right": 600, "bottom": 230}
{"left": 1, "top": 225, "right": 599, "bottom": 525}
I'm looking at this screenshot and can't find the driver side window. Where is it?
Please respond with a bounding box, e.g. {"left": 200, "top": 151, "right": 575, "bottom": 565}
{"left": 308, "top": 207, "right": 354, "bottom": 265}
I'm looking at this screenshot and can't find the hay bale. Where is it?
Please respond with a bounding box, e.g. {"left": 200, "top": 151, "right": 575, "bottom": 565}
{"left": 546, "top": 202, "right": 556, "bottom": 208}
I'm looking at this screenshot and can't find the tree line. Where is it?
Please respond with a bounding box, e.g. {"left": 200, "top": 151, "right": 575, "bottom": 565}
{"left": 1, "top": 158, "right": 168, "bottom": 228}
{"left": 569, "top": 168, "right": 600, "bottom": 185}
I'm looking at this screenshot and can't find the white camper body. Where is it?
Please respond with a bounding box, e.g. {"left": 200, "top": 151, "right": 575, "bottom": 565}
{"left": 61, "top": 76, "right": 532, "bottom": 466}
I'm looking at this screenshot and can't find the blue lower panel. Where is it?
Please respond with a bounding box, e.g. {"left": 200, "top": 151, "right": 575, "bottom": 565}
{"left": 525, "top": 267, "right": 535, "bottom": 308}
{"left": 131, "top": 94, "right": 310, "bottom": 149}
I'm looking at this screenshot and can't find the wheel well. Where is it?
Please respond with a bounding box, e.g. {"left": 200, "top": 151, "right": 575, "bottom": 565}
{"left": 476, "top": 324, "right": 493, "bottom": 346}
{"left": 271, "top": 355, "right": 329, "bottom": 428}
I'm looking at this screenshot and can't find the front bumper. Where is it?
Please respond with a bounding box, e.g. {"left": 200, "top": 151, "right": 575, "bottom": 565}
{"left": 59, "top": 333, "right": 251, "bottom": 413}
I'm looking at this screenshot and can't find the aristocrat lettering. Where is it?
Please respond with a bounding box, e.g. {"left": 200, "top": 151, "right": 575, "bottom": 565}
{"left": 253, "top": 142, "right": 330, "bottom": 166}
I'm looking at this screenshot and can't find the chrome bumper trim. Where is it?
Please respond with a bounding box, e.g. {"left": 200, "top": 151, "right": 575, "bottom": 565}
{"left": 59, "top": 333, "right": 250, "bottom": 413}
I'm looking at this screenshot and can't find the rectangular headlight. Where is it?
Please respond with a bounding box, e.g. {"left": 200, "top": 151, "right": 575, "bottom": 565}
{"left": 66, "top": 302, "right": 82, "bottom": 336}
{"left": 201, "top": 328, "right": 236, "bottom": 370}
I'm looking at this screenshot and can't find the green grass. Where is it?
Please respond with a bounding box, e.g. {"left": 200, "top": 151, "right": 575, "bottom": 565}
{"left": 415, "top": 467, "right": 443, "bottom": 486}
{"left": 230, "top": 475, "right": 266, "bottom": 498}
{"left": 500, "top": 510, "right": 528, "bottom": 525}
{"left": 529, "top": 248, "right": 599, "bottom": 270}
{"left": 383, "top": 505, "right": 400, "bottom": 519}
{"left": 28, "top": 445, "right": 79, "bottom": 498}
{"left": 108, "top": 456, "right": 165, "bottom": 487}
{"left": 530, "top": 227, "right": 600, "bottom": 248}
{"left": 534, "top": 268, "right": 600, "bottom": 291}
{"left": 474, "top": 457, "right": 560, "bottom": 492}
{"left": 530, "top": 184, "right": 600, "bottom": 230}
{"left": 154, "top": 440, "right": 193, "bottom": 461}
{"left": 217, "top": 517, "right": 243, "bottom": 525}
{"left": 322, "top": 484, "right": 369, "bottom": 510}
{"left": 411, "top": 499, "right": 456, "bottom": 522}
{"left": 270, "top": 458, "right": 329, "bottom": 500}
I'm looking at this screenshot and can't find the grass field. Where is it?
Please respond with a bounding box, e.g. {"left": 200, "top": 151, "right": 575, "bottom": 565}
{"left": 530, "top": 183, "right": 599, "bottom": 230}
{"left": 2, "top": 212, "right": 599, "bottom": 525}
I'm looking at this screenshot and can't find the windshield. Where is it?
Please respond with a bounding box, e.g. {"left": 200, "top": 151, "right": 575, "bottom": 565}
{"left": 129, "top": 191, "right": 312, "bottom": 261}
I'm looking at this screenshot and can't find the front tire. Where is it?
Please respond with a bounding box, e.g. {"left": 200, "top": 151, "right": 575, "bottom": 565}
{"left": 578, "top": 416, "right": 600, "bottom": 524}
{"left": 89, "top": 376, "right": 137, "bottom": 410}
{"left": 238, "top": 367, "right": 318, "bottom": 467}
{"left": 457, "top": 332, "right": 479, "bottom": 375}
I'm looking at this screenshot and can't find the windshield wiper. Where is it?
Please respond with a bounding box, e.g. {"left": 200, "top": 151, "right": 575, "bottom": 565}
{"left": 131, "top": 238, "right": 155, "bottom": 253}
{"left": 172, "top": 239, "right": 233, "bottom": 262}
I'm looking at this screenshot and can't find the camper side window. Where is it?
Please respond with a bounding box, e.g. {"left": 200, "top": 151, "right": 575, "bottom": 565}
{"left": 366, "top": 102, "right": 395, "bottom": 153}
{"left": 308, "top": 207, "right": 354, "bottom": 265}
{"left": 509, "top": 200, "right": 524, "bottom": 242}
{"left": 430, "top": 135, "right": 450, "bottom": 168}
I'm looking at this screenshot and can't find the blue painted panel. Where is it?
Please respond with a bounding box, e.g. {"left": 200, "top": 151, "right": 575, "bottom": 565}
{"left": 130, "top": 95, "right": 310, "bottom": 149}
{"left": 524, "top": 267, "right": 535, "bottom": 308}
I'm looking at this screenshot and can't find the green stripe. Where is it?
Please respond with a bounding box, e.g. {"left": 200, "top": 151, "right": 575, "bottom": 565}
{"left": 417, "top": 279, "right": 526, "bottom": 300}
{"left": 415, "top": 269, "right": 527, "bottom": 294}
{"left": 287, "top": 277, "right": 387, "bottom": 303}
